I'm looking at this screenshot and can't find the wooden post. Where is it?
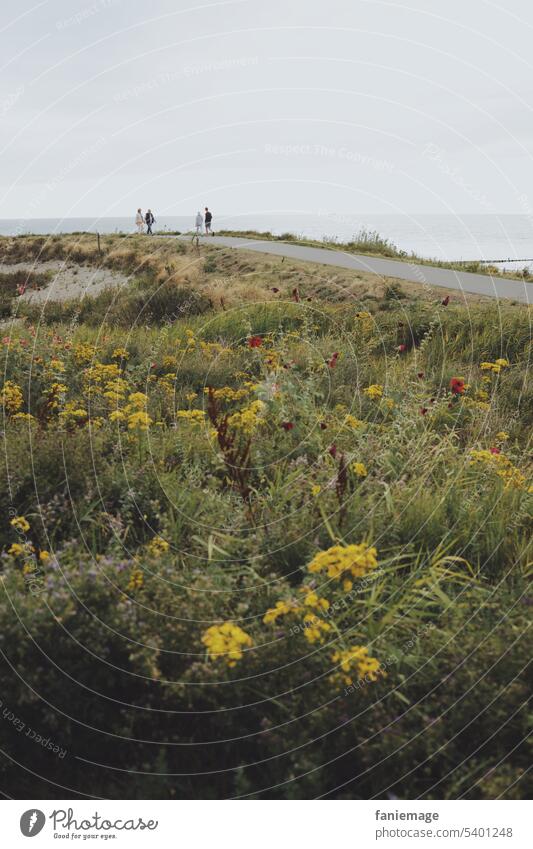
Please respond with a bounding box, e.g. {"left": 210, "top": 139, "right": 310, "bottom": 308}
{"left": 97, "top": 232, "right": 101, "bottom": 256}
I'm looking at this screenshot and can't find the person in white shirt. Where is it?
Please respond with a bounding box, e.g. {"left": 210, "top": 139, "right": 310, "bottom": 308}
{"left": 195, "top": 211, "right": 203, "bottom": 234}
{"left": 135, "top": 209, "right": 144, "bottom": 234}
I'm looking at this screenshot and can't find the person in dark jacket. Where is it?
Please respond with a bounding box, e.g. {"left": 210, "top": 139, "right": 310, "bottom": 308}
{"left": 145, "top": 209, "right": 155, "bottom": 235}
{"left": 204, "top": 207, "right": 213, "bottom": 235}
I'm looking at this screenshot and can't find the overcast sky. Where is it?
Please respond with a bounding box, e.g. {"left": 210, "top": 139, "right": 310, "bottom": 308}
{"left": 1, "top": 0, "right": 533, "bottom": 219}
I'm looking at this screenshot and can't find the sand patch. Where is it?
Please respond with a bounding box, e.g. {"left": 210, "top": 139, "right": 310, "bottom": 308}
{"left": 0, "top": 260, "right": 131, "bottom": 303}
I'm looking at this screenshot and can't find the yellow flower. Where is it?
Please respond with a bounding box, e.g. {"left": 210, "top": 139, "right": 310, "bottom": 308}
{"left": 8, "top": 543, "right": 24, "bottom": 556}
{"left": 331, "top": 645, "right": 384, "bottom": 686}
{"left": 352, "top": 462, "right": 368, "bottom": 478}
{"left": 127, "top": 392, "right": 148, "bottom": 410}
{"left": 311, "top": 484, "right": 322, "bottom": 497}
{"left": 202, "top": 622, "right": 253, "bottom": 666}
{"left": 49, "top": 357, "right": 65, "bottom": 373}
{"left": 363, "top": 384, "right": 383, "bottom": 400}
{"left": 109, "top": 410, "right": 126, "bottom": 422}
{"left": 470, "top": 449, "right": 528, "bottom": 491}
{"left": 494, "top": 358, "right": 510, "bottom": 367}
{"left": 227, "top": 400, "right": 266, "bottom": 435}
{"left": 39, "top": 551, "right": 50, "bottom": 562}
{"left": 176, "top": 409, "right": 206, "bottom": 424}
{"left": 59, "top": 402, "right": 88, "bottom": 427}
{"left": 11, "top": 413, "right": 35, "bottom": 423}
{"left": 74, "top": 343, "right": 97, "bottom": 364}
{"left": 127, "top": 568, "right": 144, "bottom": 591}
{"left": 146, "top": 536, "right": 170, "bottom": 557}
{"left": 302, "top": 613, "right": 331, "bottom": 644}
{"left": 11, "top": 516, "right": 30, "bottom": 533}
{"left": 263, "top": 599, "right": 297, "bottom": 624}
{"left": 496, "top": 431, "right": 509, "bottom": 441}
{"left": 301, "top": 589, "right": 330, "bottom": 612}
{"left": 1, "top": 381, "right": 24, "bottom": 414}
{"left": 343, "top": 414, "right": 364, "bottom": 429}
{"left": 112, "top": 347, "right": 129, "bottom": 360}
{"left": 127, "top": 411, "right": 153, "bottom": 432}
{"left": 308, "top": 543, "right": 378, "bottom": 581}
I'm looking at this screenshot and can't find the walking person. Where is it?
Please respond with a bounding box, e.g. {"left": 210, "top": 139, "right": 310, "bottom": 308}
{"left": 135, "top": 208, "right": 144, "bottom": 234}
{"left": 204, "top": 207, "right": 213, "bottom": 235}
{"left": 195, "top": 210, "right": 203, "bottom": 235}
{"left": 145, "top": 209, "right": 155, "bottom": 235}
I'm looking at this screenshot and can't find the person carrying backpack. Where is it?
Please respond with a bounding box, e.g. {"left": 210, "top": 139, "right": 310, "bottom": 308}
{"left": 204, "top": 207, "right": 213, "bottom": 235}
{"left": 145, "top": 209, "right": 155, "bottom": 235}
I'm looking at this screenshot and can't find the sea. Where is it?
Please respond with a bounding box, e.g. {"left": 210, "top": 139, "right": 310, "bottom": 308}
{"left": 2, "top": 214, "right": 533, "bottom": 271}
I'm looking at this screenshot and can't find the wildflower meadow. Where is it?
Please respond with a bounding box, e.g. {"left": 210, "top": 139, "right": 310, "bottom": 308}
{"left": 0, "top": 234, "right": 530, "bottom": 799}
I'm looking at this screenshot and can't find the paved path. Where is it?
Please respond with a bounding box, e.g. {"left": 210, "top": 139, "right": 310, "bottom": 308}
{"left": 176, "top": 235, "right": 532, "bottom": 304}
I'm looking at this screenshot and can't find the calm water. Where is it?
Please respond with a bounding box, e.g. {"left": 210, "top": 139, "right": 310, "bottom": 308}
{"left": 2, "top": 214, "right": 533, "bottom": 270}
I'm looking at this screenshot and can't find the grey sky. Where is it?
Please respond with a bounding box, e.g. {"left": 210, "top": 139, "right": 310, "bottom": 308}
{"left": 1, "top": 0, "right": 533, "bottom": 218}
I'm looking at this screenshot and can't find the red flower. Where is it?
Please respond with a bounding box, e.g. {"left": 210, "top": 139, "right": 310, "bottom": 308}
{"left": 248, "top": 336, "right": 262, "bottom": 348}
{"left": 417, "top": 372, "right": 424, "bottom": 379}
{"left": 319, "top": 422, "right": 327, "bottom": 430}
{"left": 450, "top": 377, "right": 466, "bottom": 395}
{"left": 271, "top": 287, "right": 280, "bottom": 293}
{"left": 397, "top": 344, "right": 407, "bottom": 353}
{"left": 280, "top": 421, "right": 294, "bottom": 431}
{"left": 327, "top": 352, "right": 339, "bottom": 368}
{"left": 442, "top": 295, "right": 450, "bottom": 306}
{"left": 420, "top": 407, "right": 428, "bottom": 415}
{"left": 328, "top": 444, "right": 338, "bottom": 458}
{"left": 490, "top": 446, "right": 501, "bottom": 455}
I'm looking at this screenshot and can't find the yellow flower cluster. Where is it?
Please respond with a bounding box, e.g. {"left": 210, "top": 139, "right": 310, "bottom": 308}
{"left": 331, "top": 646, "right": 384, "bottom": 685}
{"left": 202, "top": 622, "right": 253, "bottom": 667}
{"left": 103, "top": 377, "right": 129, "bottom": 406}
{"left": 47, "top": 383, "right": 68, "bottom": 410}
{"left": 355, "top": 310, "right": 373, "bottom": 333}
{"left": 109, "top": 392, "right": 153, "bottom": 432}
{"left": 301, "top": 589, "right": 330, "bottom": 612}
{"left": 112, "top": 347, "right": 129, "bottom": 360}
{"left": 11, "top": 516, "right": 30, "bottom": 533}
{"left": 263, "top": 599, "right": 296, "bottom": 624}
{"left": 302, "top": 612, "right": 332, "bottom": 644}
{"left": 480, "top": 358, "right": 510, "bottom": 374}
{"left": 363, "top": 384, "right": 383, "bottom": 400}
{"left": 343, "top": 414, "right": 364, "bottom": 430}
{"left": 205, "top": 386, "right": 250, "bottom": 402}
{"left": 176, "top": 409, "right": 206, "bottom": 425}
{"left": 263, "top": 590, "right": 331, "bottom": 643}
{"left": 470, "top": 449, "right": 529, "bottom": 491}
{"left": 146, "top": 536, "right": 170, "bottom": 557}
{"left": 227, "top": 400, "right": 266, "bottom": 435}
{"left": 127, "top": 411, "right": 152, "bottom": 432}
{"left": 1, "top": 381, "right": 23, "bottom": 414}
{"left": 84, "top": 362, "right": 121, "bottom": 388}
{"left": 352, "top": 462, "right": 367, "bottom": 478}
{"left": 307, "top": 543, "right": 378, "bottom": 591}
{"left": 74, "top": 343, "right": 97, "bottom": 364}
{"left": 8, "top": 542, "right": 34, "bottom": 557}
{"left": 127, "top": 568, "right": 144, "bottom": 591}
{"left": 59, "top": 401, "right": 88, "bottom": 428}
